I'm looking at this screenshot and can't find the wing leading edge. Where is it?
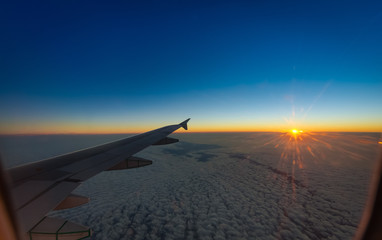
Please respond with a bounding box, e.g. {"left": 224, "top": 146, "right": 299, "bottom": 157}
{"left": 6, "top": 119, "right": 190, "bottom": 238}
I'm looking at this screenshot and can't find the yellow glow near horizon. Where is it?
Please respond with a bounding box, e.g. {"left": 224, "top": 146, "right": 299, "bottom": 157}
{"left": 0, "top": 120, "right": 381, "bottom": 135}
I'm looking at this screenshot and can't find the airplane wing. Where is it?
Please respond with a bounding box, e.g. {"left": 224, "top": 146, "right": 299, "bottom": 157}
{"left": 5, "top": 118, "right": 190, "bottom": 239}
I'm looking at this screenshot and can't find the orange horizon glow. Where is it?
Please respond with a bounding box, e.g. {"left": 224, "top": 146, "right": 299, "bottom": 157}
{"left": 0, "top": 119, "right": 381, "bottom": 135}
{"left": 0, "top": 125, "right": 381, "bottom": 135}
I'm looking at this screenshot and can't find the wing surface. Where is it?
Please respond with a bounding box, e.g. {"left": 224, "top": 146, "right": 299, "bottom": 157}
{"left": 6, "top": 118, "right": 190, "bottom": 234}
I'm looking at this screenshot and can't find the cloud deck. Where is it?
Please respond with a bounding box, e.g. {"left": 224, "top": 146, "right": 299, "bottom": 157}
{"left": 42, "top": 132, "right": 380, "bottom": 239}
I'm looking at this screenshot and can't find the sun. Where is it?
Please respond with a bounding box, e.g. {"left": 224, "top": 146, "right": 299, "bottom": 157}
{"left": 289, "top": 129, "right": 304, "bottom": 141}
{"left": 290, "top": 129, "right": 304, "bottom": 134}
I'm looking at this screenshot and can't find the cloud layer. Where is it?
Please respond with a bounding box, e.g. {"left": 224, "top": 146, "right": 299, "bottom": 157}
{"left": 6, "top": 132, "right": 378, "bottom": 239}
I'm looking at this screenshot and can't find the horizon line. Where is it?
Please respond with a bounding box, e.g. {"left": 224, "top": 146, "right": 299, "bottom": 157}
{"left": 1, "top": 130, "right": 381, "bottom": 136}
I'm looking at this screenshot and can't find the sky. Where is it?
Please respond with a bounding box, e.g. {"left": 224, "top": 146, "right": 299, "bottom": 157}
{"left": 1, "top": 0, "right": 381, "bottom": 134}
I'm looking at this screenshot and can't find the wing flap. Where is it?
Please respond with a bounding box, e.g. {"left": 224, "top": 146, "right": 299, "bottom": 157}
{"left": 28, "top": 216, "right": 91, "bottom": 240}
{"left": 153, "top": 137, "right": 179, "bottom": 145}
{"left": 12, "top": 180, "right": 55, "bottom": 210}
{"left": 54, "top": 194, "right": 89, "bottom": 210}
{"left": 17, "top": 181, "right": 80, "bottom": 232}
{"left": 107, "top": 156, "right": 153, "bottom": 170}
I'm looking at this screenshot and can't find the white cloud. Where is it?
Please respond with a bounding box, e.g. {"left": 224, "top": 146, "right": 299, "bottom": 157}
{"left": 40, "top": 133, "right": 378, "bottom": 239}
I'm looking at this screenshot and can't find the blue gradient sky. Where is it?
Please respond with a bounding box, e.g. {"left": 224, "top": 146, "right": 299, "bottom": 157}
{"left": 1, "top": 1, "right": 381, "bottom": 133}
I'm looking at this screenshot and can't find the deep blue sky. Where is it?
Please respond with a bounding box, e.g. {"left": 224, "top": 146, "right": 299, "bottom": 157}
{"left": 1, "top": 0, "right": 381, "bottom": 133}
